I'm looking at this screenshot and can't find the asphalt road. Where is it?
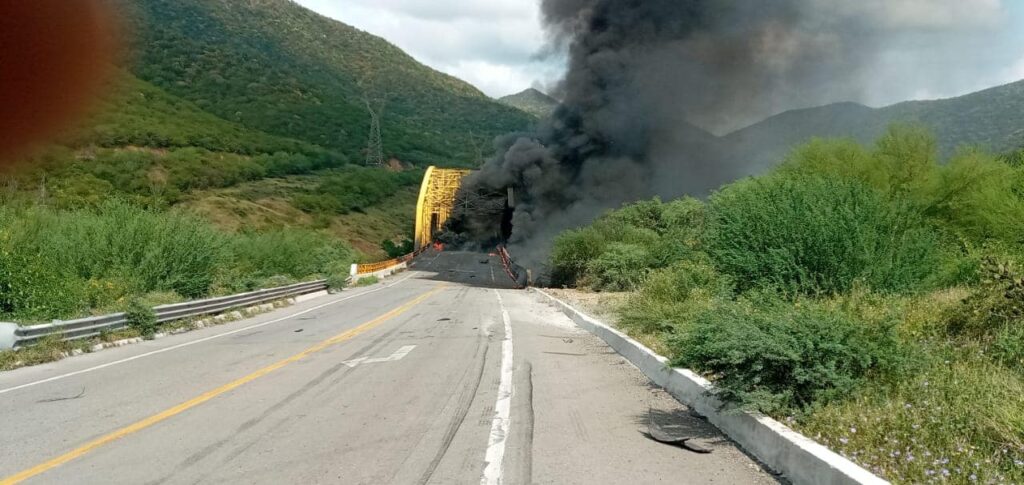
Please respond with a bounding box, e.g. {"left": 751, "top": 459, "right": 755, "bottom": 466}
{"left": 0, "top": 251, "right": 778, "bottom": 484}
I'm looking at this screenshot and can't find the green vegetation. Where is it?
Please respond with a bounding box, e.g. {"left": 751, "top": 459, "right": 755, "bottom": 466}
{"left": 123, "top": 0, "right": 533, "bottom": 166}
{"left": 2, "top": 0, "right": 529, "bottom": 279}
{"left": 498, "top": 88, "right": 559, "bottom": 118}
{"left": 550, "top": 125, "right": 1024, "bottom": 483}
{"left": 125, "top": 300, "right": 159, "bottom": 338}
{"left": 707, "top": 175, "right": 939, "bottom": 295}
{"left": 0, "top": 200, "right": 354, "bottom": 323}
{"left": 293, "top": 167, "right": 422, "bottom": 215}
{"left": 355, "top": 276, "right": 380, "bottom": 287}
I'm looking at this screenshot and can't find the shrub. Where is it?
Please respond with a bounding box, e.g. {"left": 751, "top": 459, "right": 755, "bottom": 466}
{"left": 326, "top": 273, "right": 351, "bottom": 290}
{"left": 671, "top": 295, "right": 907, "bottom": 414}
{"left": 548, "top": 198, "right": 702, "bottom": 288}
{"left": 0, "top": 200, "right": 355, "bottom": 322}
{"left": 228, "top": 229, "right": 355, "bottom": 280}
{"left": 781, "top": 126, "right": 1024, "bottom": 245}
{"left": 946, "top": 259, "right": 1024, "bottom": 337}
{"left": 381, "top": 237, "right": 414, "bottom": 258}
{"left": 549, "top": 227, "right": 607, "bottom": 287}
{"left": 583, "top": 243, "right": 652, "bottom": 291}
{"left": 125, "top": 300, "right": 158, "bottom": 338}
{"left": 992, "top": 324, "right": 1024, "bottom": 373}
{"left": 619, "top": 259, "right": 731, "bottom": 336}
{"left": 707, "top": 175, "right": 939, "bottom": 295}
{"left": 0, "top": 251, "right": 85, "bottom": 321}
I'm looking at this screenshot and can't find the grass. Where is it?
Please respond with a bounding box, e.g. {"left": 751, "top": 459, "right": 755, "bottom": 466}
{"left": 355, "top": 276, "right": 380, "bottom": 287}
{"left": 181, "top": 175, "right": 419, "bottom": 260}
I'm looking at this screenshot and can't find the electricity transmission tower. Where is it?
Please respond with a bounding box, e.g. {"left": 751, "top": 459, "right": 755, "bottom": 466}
{"left": 364, "top": 99, "right": 385, "bottom": 167}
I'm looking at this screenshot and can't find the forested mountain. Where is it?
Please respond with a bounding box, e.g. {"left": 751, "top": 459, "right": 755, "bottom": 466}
{"left": 3, "top": 0, "right": 536, "bottom": 261}
{"left": 499, "top": 88, "right": 559, "bottom": 118}
{"left": 726, "top": 79, "right": 1024, "bottom": 170}
{"left": 122, "top": 0, "right": 535, "bottom": 165}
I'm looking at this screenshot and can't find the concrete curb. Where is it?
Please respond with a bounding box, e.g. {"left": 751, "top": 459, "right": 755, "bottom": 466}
{"left": 531, "top": 288, "right": 889, "bottom": 485}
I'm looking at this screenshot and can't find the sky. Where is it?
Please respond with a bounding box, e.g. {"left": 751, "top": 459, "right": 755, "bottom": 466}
{"left": 295, "top": 0, "right": 1024, "bottom": 110}
{"left": 295, "top": 0, "right": 561, "bottom": 99}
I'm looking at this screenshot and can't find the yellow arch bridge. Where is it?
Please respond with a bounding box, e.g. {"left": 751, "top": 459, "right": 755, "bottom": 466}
{"left": 414, "top": 166, "right": 471, "bottom": 250}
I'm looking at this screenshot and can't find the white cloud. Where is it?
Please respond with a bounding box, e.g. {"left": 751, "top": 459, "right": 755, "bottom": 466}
{"left": 295, "top": 0, "right": 560, "bottom": 98}
{"left": 294, "top": 0, "right": 1023, "bottom": 105}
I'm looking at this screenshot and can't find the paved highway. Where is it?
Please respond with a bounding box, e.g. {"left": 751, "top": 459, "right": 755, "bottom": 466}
{"left": 0, "top": 251, "right": 777, "bottom": 484}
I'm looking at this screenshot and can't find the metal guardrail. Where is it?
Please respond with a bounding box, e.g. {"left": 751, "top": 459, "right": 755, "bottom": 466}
{"left": 6, "top": 279, "right": 329, "bottom": 349}
{"left": 498, "top": 245, "right": 528, "bottom": 289}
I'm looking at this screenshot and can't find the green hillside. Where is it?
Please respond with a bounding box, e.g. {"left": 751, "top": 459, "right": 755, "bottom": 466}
{"left": 123, "top": 0, "right": 535, "bottom": 166}
{"left": 499, "top": 88, "right": 559, "bottom": 118}
{"left": 726, "top": 80, "right": 1024, "bottom": 170}
{"left": 3, "top": 0, "right": 538, "bottom": 264}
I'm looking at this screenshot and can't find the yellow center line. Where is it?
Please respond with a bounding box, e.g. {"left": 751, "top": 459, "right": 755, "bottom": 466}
{"left": 1, "top": 285, "right": 446, "bottom": 485}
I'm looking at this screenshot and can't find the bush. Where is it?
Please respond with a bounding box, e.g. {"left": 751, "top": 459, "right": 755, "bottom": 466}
{"left": 125, "top": 300, "right": 158, "bottom": 338}
{"left": 582, "top": 243, "right": 652, "bottom": 291}
{"left": 326, "top": 273, "right": 351, "bottom": 290}
{"left": 619, "top": 259, "right": 731, "bottom": 336}
{"left": 782, "top": 126, "right": 1024, "bottom": 245}
{"left": 0, "top": 251, "right": 85, "bottom": 321}
{"left": 707, "top": 175, "right": 940, "bottom": 295}
{"left": 548, "top": 197, "right": 703, "bottom": 288}
{"left": 381, "top": 237, "right": 414, "bottom": 258}
{"left": 549, "top": 228, "right": 607, "bottom": 287}
{"left": 671, "top": 295, "right": 908, "bottom": 414}
{"left": 227, "top": 229, "right": 355, "bottom": 280}
{"left": 0, "top": 200, "right": 355, "bottom": 322}
{"left": 946, "top": 259, "right": 1024, "bottom": 337}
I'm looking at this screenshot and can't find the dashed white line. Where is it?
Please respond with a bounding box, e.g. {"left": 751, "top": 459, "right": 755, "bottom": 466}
{"left": 482, "top": 290, "right": 515, "bottom": 485}
{"left": 0, "top": 273, "right": 418, "bottom": 396}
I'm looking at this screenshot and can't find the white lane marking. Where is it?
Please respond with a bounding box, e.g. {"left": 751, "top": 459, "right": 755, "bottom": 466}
{"left": 0, "top": 273, "right": 420, "bottom": 396}
{"left": 482, "top": 290, "right": 514, "bottom": 485}
{"left": 342, "top": 345, "right": 416, "bottom": 368}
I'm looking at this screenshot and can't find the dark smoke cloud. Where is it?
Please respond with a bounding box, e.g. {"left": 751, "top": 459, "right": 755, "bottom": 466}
{"left": 448, "top": 0, "right": 1008, "bottom": 269}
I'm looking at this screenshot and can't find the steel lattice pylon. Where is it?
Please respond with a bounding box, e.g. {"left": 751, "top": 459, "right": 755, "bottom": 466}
{"left": 364, "top": 101, "right": 384, "bottom": 167}
{"left": 414, "top": 166, "right": 471, "bottom": 249}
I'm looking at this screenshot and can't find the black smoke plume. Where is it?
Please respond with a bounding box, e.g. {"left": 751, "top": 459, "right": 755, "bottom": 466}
{"left": 446, "top": 0, "right": 998, "bottom": 269}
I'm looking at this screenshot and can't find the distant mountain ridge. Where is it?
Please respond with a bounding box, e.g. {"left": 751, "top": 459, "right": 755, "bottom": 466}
{"left": 499, "top": 88, "right": 559, "bottom": 118}
{"left": 725, "top": 79, "right": 1024, "bottom": 170}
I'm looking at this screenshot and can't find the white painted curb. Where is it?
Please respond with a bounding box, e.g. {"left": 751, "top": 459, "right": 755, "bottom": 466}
{"left": 532, "top": 288, "right": 889, "bottom": 485}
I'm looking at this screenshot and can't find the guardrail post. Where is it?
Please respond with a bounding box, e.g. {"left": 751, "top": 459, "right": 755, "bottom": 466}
{"left": 350, "top": 264, "right": 358, "bottom": 278}
{"left": 0, "top": 322, "right": 18, "bottom": 351}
